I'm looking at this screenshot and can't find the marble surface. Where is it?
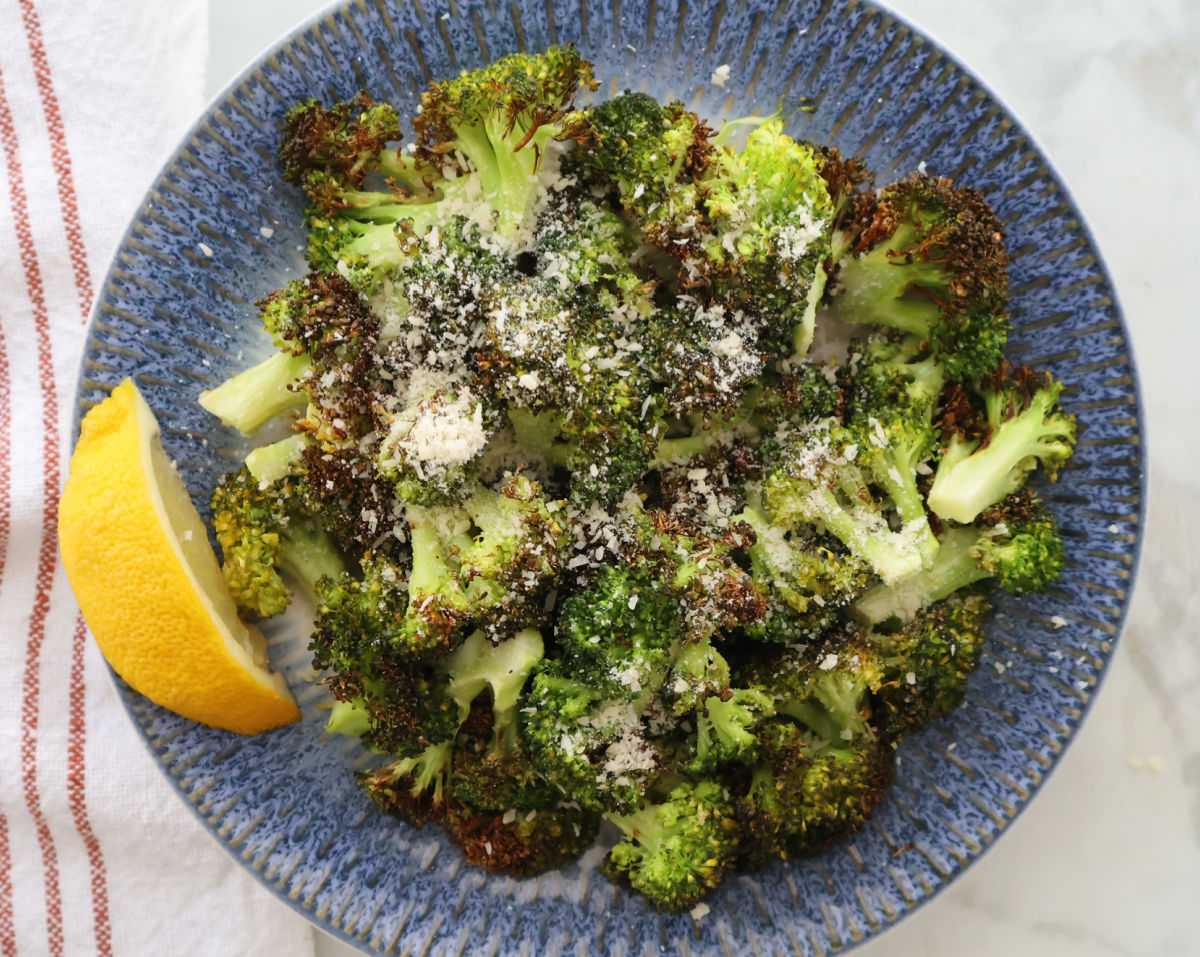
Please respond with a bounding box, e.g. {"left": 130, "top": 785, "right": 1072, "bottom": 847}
{"left": 203, "top": 1, "right": 1200, "bottom": 954}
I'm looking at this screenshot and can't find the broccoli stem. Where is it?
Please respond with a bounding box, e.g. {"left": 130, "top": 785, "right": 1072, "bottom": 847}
{"left": 447, "top": 628, "right": 545, "bottom": 752}
{"left": 853, "top": 527, "right": 987, "bottom": 625}
{"left": 508, "top": 408, "right": 570, "bottom": 465}
{"left": 199, "top": 350, "right": 310, "bottom": 434}
{"left": 927, "top": 391, "right": 1075, "bottom": 523}
{"left": 407, "top": 506, "right": 468, "bottom": 602}
{"left": 245, "top": 434, "right": 308, "bottom": 485}
{"left": 777, "top": 672, "right": 871, "bottom": 744}
{"left": 792, "top": 265, "right": 828, "bottom": 357}
{"left": 325, "top": 698, "right": 372, "bottom": 738}
{"left": 798, "top": 484, "right": 925, "bottom": 585}
{"left": 834, "top": 224, "right": 944, "bottom": 333}
{"left": 278, "top": 520, "right": 345, "bottom": 608}
{"left": 395, "top": 740, "right": 455, "bottom": 800}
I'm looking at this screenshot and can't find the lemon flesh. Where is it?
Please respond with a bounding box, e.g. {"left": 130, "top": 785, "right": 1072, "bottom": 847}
{"left": 58, "top": 379, "right": 300, "bottom": 735}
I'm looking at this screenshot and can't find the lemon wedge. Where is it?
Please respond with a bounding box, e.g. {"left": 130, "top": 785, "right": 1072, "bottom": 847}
{"left": 58, "top": 378, "right": 300, "bottom": 735}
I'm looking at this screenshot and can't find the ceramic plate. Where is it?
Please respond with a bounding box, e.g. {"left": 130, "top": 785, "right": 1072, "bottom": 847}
{"left": 75, "top": 0, "right": 1144, "bottom": 953}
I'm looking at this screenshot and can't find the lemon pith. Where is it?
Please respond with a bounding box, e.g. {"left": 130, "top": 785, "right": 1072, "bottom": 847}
{"left": 57, "top": 378, "right": 300, "bottom": 735}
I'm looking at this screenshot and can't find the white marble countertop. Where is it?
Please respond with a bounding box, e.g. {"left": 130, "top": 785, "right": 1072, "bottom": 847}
{"left": 205, "top": 2, "right": 1200, "bottom": 954}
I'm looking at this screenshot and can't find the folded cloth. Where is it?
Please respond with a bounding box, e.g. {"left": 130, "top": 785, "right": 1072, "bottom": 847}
{"left": 0, "top": 1, "right": 315, "bottom": 954}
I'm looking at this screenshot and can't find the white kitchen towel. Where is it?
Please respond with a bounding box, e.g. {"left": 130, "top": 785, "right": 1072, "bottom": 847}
{"left": 0, "top": 1, "right": 315, "bottom": 954}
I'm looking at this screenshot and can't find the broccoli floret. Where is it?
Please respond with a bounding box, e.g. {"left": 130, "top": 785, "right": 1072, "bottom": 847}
{"left": 480, "top": 269, "right": 664, "bottom": 508}
{"left": 534, "top": 195, "right": 650, "bottom": 305}
{"left": 289, "top": 49, "right": 594, "bottom": 286}
{"left": 321, "top": 651, "right": 463, "bottom": 760}
{"left": 200, "top": 270, "right": 381, "bottom": 434}
{"left": 355, "top": 628, "right": 544, "bottom": 827}
{"left": 739, "top": 506, "right": 870, "bottom": 644}
{"left": 868, "top": 590, "right": 990, "bottom": 739}
{"left": 413, "top": 45, "right": 595, "bottom": 242}
{"left": 279, "top": 91, "right": 406, "bottom": 192}
{"left": 738, "top": 635, "right": 895, "bottom": 852}
{"left": 699, "top": 120, "right": 835, "bottom": 356}
{"left": 375, "top": 389, "right": 493, "bottom": 506}
{"left": 520, "top": 660, "right": 661, "bottom": 814}
{"left": 842, "top": 333, "right": 945, "bottom": 423}
{"left": 209, "top": 465, "right": 344, "bottom": 619}
{"left": 556, "top": 564, "right": 682, "bottom": 703}
{"left": 450, "top": 739, "right": 560, "bottom": 813}
{"left": 973, "top": 491, "right": 1066, "bottom": 593}
{"left": 762, "top": 422, "right": 934, "bottom": 585}
{"left": 853, "top": 493, "right": 1065, "bottom": 625}
{"left": 754, "top": 359, "right": 846, "bottom": 426}
{"left": 443, "top": 799, "right": 601, "bottom": 876}
{"left": 601, "top": 780, "right": 739, "bottom": 912}
{"left": 734, "top": 719, "right": 813, "bottom": 867}
{"left": 684, "top": 688, "right": 775, "bottom": 774}
{"left": 459, "top": 474, "right": 569, "bottom": 591}
{"left": 785, "top": 737, "right": 895, "bottom": 857}
{"left": 832, "top": 175, "right": 1010, "bottom": 382}
{"left": 560, "top": 91, "right": 713, "bottom": 224}
{"left": 359, "top": 739, "right": 457, "bottom": 827}
{"left": 927, "top": 366, "right": 1077, "bottom": 523}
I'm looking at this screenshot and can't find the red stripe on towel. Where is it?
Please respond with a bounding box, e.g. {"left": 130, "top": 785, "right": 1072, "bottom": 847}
{"left": 0, "top": 317, "right": 10, "bottom": 585}
{"left": 0, "top": 62, "right": 65, "bottom": 957}
{"left": 0, "top": 812, "right": 15, "bottom": 957}
{"left": 67, "top": 616, "right": 112, "bottom": 957}
{"left": 18, "top": 6, "right": 114, "bottom": 952}
{"left": 17, "top": 0, "right": 93, "bottom": 317}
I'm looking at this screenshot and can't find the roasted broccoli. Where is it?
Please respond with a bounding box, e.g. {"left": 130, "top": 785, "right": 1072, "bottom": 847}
{"left": 199, "top": 46, "right": 1078, "bottom": 914}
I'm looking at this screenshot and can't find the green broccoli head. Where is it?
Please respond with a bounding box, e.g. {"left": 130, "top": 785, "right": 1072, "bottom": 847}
{"left": 785, "top": 736, "right": 895, "bottom": 857}
{"left": 556, "top": 564, "right": 683, "bottom": 702}
{"left": 199, "top": 270, "right": 377, "bottom": 435}
{"left": 560, "top": 91, "right": 714, "bottom": 221}
{"left": 734, "top": 718, "right": 813, "bottom": 868}
{"left": 413, "top": 45, "right": 595, "bottom": 242}
{"left": 375, "top": 389, "right": 493, "bottom": 507}
{"left": 520, "top": 661, "right": 662, "bottom": 814}
{"left": 762, "top": 422, "right": 933, "bottom": 585}
{"left": 443, "top": 799, "right": 602, "bottom": 877}
{"left": 280, "top": 91, "right": 403, "bottom": 191}
{"left": 459, "top": 474, "right": 570, "bottom": 590}
{"left": 973, "top": 491, "right": 1066, "bottom": 594}
{"left": 928, "top": 365, "right": 1077, "bottom": 524}
{"left": 739, "top": 635, "right": 883, "bottom": 747}
{"left": 739, "top": 506, "right": 871, "bottom": 644}
{"left": 869, "top": 589, "right": 990, "bottom": 739}
{"left": 358, "top": 739, "right": 456, "bottom": 827}
{"left": 683, "top": 688, "right": 776, "bottom": 775}
{"left": 842, "top": 334, "right": 945, "bottom": 424}
{"left": 210, "top": 465, "right": 344, "bottom": 619}
{"left": 601, "top": 779, "right": 740, "bottom": 912}
{"left": 698, "top": 120, "right": 835, "bottom": 355}
{"left": 832, "top": 174, "right": 1010, "bottom": 382}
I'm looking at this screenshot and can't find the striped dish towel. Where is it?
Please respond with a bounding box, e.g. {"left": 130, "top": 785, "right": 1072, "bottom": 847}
{"left": 0, "top": 2, "right": 315, "bottom": 954}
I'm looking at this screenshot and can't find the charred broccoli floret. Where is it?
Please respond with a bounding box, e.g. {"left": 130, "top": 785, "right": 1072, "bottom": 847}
{"left": 928, "top": 365, "right": 1077, "bottom": 523}
{"left": 832, "top": 175, "right": 1010, "bottom": 382}
{"left": 209, "top": 464, "right": 344, "bottom": 619}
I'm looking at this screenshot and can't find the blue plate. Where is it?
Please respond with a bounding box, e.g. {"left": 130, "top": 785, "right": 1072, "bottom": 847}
{"left": 75, "top": 0, "right": 1145, "bottom": 953}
